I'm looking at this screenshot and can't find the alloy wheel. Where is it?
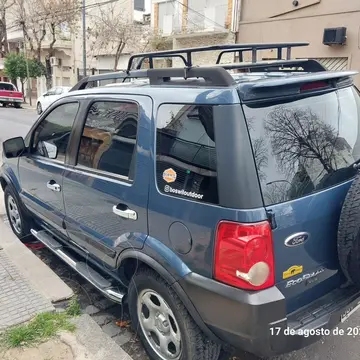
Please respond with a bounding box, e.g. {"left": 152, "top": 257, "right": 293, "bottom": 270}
{"left": 7, "top": 195, "right": 22, "bottom": 234}
{"left": 137, "top": 289, "right": 182, "bottom": 360}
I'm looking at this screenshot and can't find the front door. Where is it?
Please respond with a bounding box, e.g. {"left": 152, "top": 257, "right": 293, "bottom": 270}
{"left": 62, "top": 96, "right": 151, "bottom": 268}
{"left": 18, "top": 101, "right": 80, "bottom": 236}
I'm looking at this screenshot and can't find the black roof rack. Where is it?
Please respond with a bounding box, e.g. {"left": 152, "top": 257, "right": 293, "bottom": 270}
{"left": 70, "top": 42, "right": 330, "bottom": 92}
{"left": 128, "top": 42, "right": 310, "bottom": 71}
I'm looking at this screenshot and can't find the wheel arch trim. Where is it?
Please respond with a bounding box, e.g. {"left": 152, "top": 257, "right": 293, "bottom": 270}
{"left": 117, "top": 249, "right": 222, "bottom": 344}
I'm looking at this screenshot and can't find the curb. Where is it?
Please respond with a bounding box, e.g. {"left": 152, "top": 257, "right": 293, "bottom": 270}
{"left": 68, "top": 314, "right": 133, "bottom": 360}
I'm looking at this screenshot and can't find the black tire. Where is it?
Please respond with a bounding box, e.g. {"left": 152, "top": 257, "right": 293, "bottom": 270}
{"left": 14, "top": 103, "right": 21, "bottom": 109}
{"left": 338, "top": 173, "right": 360, "bottom": 287}
{"left": 4, "top": 186, "right": 33, "bottom": 243}
{"left": 128, "top": 267, "right": 221, "bottom": 360}
{"left": 37, "top": 102, "right": 42, "bottom": 115}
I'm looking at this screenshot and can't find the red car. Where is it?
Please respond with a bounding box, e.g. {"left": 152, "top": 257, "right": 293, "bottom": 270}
{"left": 0, "top": 82, "right": 23, "bottom": 108}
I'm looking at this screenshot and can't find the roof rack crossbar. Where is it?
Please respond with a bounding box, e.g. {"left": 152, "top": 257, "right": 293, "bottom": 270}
{"left": 136, "top": 54, "right": 188, "bottom": 69}
{"left": 127, "top": 42, "right": 309, "bottom": 71}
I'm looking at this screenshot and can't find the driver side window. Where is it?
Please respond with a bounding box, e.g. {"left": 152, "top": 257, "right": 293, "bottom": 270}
{"left": 32, "top": 102, "right": 79, "bottom": 163}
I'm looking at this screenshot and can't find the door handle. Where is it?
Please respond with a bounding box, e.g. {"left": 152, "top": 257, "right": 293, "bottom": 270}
{"left": 112, "top": 205, "right": 137, "bottom": 220}
{"left": 47, "top": 180, "right": 61, "bottom": 192}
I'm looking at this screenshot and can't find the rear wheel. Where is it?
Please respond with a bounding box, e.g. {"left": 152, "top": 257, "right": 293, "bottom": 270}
{"left": 14, "top": 103, "right": 21, "bottom": 109}
{"left": 128, "top": 268, "right": 221, "bottom": 360}
{"left": 37, "top": 102, "right": 42, "bottom": 115}
{"left": 4, "top": 186, "right": 32, "bottom": 242}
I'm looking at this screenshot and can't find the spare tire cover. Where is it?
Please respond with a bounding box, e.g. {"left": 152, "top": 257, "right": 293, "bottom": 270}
{"left": 338, "top": 172, "right": 360, "bottom": 287}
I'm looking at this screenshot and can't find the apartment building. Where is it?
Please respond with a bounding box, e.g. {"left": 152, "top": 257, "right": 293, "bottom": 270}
{"left": 74, "top": 0, "right": 150, "bottom": 78}
{"left": 151, "top": 0, "right": 240, "bottom": 66}
{"left": 6, "top": 24, "right": 73, "bottom": 97}
{"left": 237, "top": 0, "right": 360, "bottom": 86}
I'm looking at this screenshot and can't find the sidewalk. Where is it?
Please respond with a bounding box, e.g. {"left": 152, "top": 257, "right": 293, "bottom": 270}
{"left": 1, "top": 315, "right": 132, "bottom": 360}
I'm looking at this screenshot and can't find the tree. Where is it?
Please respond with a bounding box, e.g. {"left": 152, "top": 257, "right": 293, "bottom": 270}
{"left": 4, "top": 52, "right": 45, "bottom": 94}
{"left": 13, "top": 0, "right": 80, "bottom": 89}
{"left": 264, "top": 106, "right": 343, "bottom": 175}
{"left": 88, "top": 3, "right": 150, "bottom": 71}
{"left": 0, "top": 0, "right": 13, "bottom": 56}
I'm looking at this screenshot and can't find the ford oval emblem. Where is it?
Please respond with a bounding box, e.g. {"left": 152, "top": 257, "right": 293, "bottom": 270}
{"left": 284, "top": 232, "right": 309, "bottom": 247}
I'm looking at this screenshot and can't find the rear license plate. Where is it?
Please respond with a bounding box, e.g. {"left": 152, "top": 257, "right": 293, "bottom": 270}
{"left": 341, "top": 302, "right": 360, "bottom": 323}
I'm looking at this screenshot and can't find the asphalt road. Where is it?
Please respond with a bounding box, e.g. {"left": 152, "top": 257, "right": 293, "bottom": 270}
{"left": 1, "top": 107, "right": 360, "bottom": 360}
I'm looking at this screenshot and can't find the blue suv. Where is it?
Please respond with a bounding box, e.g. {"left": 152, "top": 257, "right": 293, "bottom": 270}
{"left": 2, "top": 43, "right": 360, "bottom": 360}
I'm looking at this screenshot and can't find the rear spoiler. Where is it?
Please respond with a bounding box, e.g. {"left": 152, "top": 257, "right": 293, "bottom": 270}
{"left": 239, "top": 71, "right": 358, "bottom": 102}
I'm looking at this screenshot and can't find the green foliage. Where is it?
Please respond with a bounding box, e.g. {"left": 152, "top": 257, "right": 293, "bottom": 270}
{"left": 4, "top": 53, "right": 26, "bottom": 82}
{"left": 66, "top": 296, "right": 81, "bottom": 317}
{"left": 28, "top": 59, "right": 46, "bottom": 78}
{"left": 4, "top": 53, "right": 45, "bottom": 82}
{"left": 1, "top": 312, "right": 75, "bottom": 348}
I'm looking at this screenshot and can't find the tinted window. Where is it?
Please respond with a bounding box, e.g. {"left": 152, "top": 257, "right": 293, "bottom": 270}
{"left": 244, "top": 86, "right": 360, "bottom": 206}
{"left": 32, "top": 102, "right": 79, "bottom": 162}
{"left": 77, "top": 101, "right": 138, "bottom": 178}
{"left": 156, "top": 104, "right": 218, "bottom": 204}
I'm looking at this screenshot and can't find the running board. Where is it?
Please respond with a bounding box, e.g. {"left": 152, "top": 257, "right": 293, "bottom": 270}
{"left": 30, "top": 229, "right": 125, "bottom": 303}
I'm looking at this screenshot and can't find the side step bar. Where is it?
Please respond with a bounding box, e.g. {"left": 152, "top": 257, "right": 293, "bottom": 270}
{"left": 30, "top": 229, "right": 125, "bottom": 303}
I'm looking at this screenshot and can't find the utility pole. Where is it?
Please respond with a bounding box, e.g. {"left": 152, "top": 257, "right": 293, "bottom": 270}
{"left": 20, "top": 21, "right": 32, "bottom": 106}
{"left": 82, "top": 0, "right": 86, "bottom": 77}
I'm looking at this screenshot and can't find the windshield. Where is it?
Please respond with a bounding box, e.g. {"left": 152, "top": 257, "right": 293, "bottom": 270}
{"left": 243, "top": 86, "right": 360, "bottom": 206}
{"left": 0, "top": 82, "right": 15, "bottom": 91}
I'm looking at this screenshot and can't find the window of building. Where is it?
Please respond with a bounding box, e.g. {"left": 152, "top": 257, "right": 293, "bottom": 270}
{"left": 77, "top": 101, "right": 138, "bottom": 179}
{"left": 156, "top": 104, "right": 218, "bottom": 204}
{"left": 134, "top": 0, "right": 145, "bottom": 11}
{"left": 32, "top": 102, "right": 79, "bottom": 162}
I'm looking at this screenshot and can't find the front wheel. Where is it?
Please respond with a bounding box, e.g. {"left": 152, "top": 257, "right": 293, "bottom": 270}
{"left": 14, "top": 103, "right": 21, "bottom": 109}
{"left": 4, "top": 186, "right": 32, "bottom": 242}
{"left": 128, "top": 268, "right": 221, "bottom": 360}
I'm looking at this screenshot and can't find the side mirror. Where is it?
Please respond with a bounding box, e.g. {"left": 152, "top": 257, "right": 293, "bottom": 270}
{"left": 3, "top": 137, "right": 26, "bottom": 158}
{"left": 42, "top": 141, "right": 58, "bottom": 159}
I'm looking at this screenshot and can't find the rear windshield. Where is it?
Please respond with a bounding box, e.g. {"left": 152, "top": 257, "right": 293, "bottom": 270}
{"left": 0, "top": 82, "right": 15, "bottom": 91}
{"left": 243, "top": 86, "right": 360, "bottom": 206}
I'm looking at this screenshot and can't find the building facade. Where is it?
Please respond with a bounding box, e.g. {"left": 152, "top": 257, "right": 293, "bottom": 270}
{"left": 151, "top": 0, "right": 240, "bottom": 66}
{"left": 237, "top": 0, "right": 360, "bottom": 85}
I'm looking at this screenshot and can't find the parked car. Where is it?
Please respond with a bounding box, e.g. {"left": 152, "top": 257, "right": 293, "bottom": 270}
{"left": 36, "top": 86, "right": 71, "bottom": 115}
{"left": 0, "top": 82, "right": 23, "bottom": 108}
{"left": 3, "top": 43, "right": 360, "bottom": 360}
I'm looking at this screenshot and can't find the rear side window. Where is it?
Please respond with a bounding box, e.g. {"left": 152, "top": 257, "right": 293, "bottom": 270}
{"left": 77, "top": 101, "right": 138, "bottom": 179}
{"left": 156, "top": 104, "right": 218, "bottom": 204}
{"left": 244, "top": 86, "right": 360, "bottom": 206}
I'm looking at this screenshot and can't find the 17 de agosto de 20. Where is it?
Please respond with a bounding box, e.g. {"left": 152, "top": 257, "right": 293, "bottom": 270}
{"left": 270, "top": 327, "right": 360, "bottom": 337}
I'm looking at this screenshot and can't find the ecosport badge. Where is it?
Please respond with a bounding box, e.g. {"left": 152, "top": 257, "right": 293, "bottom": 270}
{"left": 284, "top": 232, "right": 309, "bottom": 247}
{"left": 285, "top": 268, "right": 325, "bottom": 288}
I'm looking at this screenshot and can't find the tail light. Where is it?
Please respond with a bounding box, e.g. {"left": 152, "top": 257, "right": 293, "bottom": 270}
{"left": 300, "top": 81, "right": 329, "bottom": 92}
{"left": 214, "top": 221, "right": 275, "bottom": 291}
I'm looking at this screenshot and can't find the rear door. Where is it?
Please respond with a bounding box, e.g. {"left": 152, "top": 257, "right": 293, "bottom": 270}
{"left": 18, "top": 101, "right": 80, "bottom": 236}
{"left": 62, "top": 96, "right": 151, "bottom": 268}
{"left": 243, "top": 85, "right": 360, "bottom": 312}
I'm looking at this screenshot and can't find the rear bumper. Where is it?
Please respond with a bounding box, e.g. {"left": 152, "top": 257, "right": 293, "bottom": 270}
{"left": 0, "top": 97, "right": 23, "bottom": 103}
{"left": 179, "top": 273, "right": 360, "bottom": 357}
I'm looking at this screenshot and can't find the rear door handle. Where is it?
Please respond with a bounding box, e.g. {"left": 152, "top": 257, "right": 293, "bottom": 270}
{"left": 112, "top": 205, "right": 137, "bottom": 220}
{"left": 47, "top": 180, "right": 61, "bottom": 192}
